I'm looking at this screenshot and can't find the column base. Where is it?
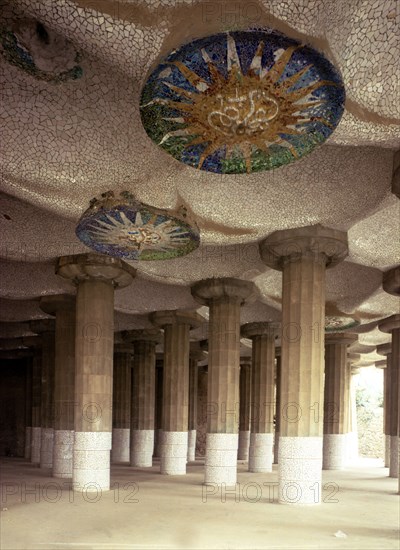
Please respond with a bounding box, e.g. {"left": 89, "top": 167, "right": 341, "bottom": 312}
{"left": 385, "top": 434, "right": 391, "bottom": 468}
{"left": 111, "top": 428, "right": 130, "bottom": 463}
{"left": 187, "top": 430, "right": 197, "bottom": 462}
{"left": 279, "top": 436, "right": 322, "bottom": 505}
{"left": 130, "top": 430, "right": 154, "bottom": 467}
{"left": 204, "top": 433, "right": 238, "bottom": 487}
{"left": 160, "top": 431, "right": 188, "bottom": 475}
{"left": 24, "top": 427, "right": 32, "bottom": 460}
{"left": 249, "top": 433, "right": 273, "bottom": 473}
{"left": 237, "top": 430, "right": 250, "bottom": 461}
{"left": 323, "top": 434, "right": 347, "bottom": 470}
{"left": 40, "top": 428, "right": 54, "bottom": 469}
{"left": 31, "top": 427, "right": 41, "bottom": 464}
{"left": 389, "top": 435, "right": 398, "bottom": 478}
{"left": 53, "top": 430, "right": 74, "bottom": 478}
{"left": 274, "top": 431, "right": 280, "bottom": 464}
{"left": 73, "top": 432, "right": 111, "bottom": 492}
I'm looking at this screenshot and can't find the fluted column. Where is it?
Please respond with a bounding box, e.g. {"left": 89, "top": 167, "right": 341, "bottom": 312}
{"left": 377, "top": 343, "right": 395, "bottom": 477}
{"left": 323, "top": 333, "right": 357, "bottom": 470}
{"left": 260, "top": 225, "right": 348, "bottom": 504}
{"left": 188, "top": 347, "right": 205, "bottom": 462}
{"left": 376, "top": 359, "right": 390, "bottom": 467}
{"left": 238, "top": 357, "right": 252, "bottom": 461}
{"left": 123, "top": 330, "right": 161, "bottom": 467}
{"left": 192, "top": 278, "right": 256, "bottom": 486}
{"left": 150, "top": 312, "right": 201, "bottom": 475}
{"left": 154, "top": 360, "right": 163, "bottom": 458}
{"left": 57, "top": 253, "right": 135, "bottom": 492}
{"left": 30, "top": 344, "right": 42, "bottom": 464}
{"left": 274, "top": 351, "right": 281, "bottom": 464}
{"left": 346, "top": 355, "right": 360, "bottom": 463}
{"left": 24, "top": 357, "right": 33, "bottom": 460}
{"left": 111, "top": 344, "right": 133, "bottom": 463}
{"left": 242, "top": 323, "right": 279, "bottom": 473}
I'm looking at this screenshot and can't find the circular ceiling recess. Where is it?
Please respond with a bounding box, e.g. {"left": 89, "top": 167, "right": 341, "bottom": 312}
{"left": 75, "top": 191, "right": 200, "bottom": 261}
{"left": 140, "top": 29, "right": 345, "bottom": 174}
{"left": 325, "top": 316, "right": 360, "bottom": 333}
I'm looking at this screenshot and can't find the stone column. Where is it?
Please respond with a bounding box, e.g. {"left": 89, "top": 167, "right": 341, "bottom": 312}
{"left": 323, "top": 333, "right": 357, "bottom": 470}
{"left": 123, "top": 330, "right": 161, "bottom": 467}
{"left": 154, "top": 360, "right": 163, "bottom": 458}
{"left": 30, "top": 320, "right": 56, "bottom": 470}
{"left": 188, "top": 347, "right": 205, "bottom": 462}
{"left": 31, "top": 347, "right": 42, "bottom": 465}
{"left": 24, "top": 357, "right": 33, "bottom": 460}
{"left": 191, "top": 278, "right": 256, "bottom": 486}
{"left": 150, "top": 311, "right": 201, "bottom": 475}
{"left": 40, "top": 295, "right": 76, "bottom": 479}
{"left": 274, "top": 351, "right": 281, "bottom": 464}
{"left": 241, "top": 323, "right": 280, "bottom": 473}
{"left": 260, "top": 225, "right": 348, "bottom": 504}
{"left": 111, "top": 344, "right": 133, "bottom": 463}
{"left": 238, "top": 357, "right": 252, "bottom": 461}
{"left": 376, "top": 359, "right": 390, "bottom": 467}
{"left": 347, "top": 355, "right": 360, "bottom": 463}
{"left": 56, "top": 253, "right": 135, "bottom": 492}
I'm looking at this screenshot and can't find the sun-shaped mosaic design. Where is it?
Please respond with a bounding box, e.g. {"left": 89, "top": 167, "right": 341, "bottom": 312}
{"left": 140, "top": 30, "right": 345, "bottom": 173}
{"left": 76, "top": 192, "right": 200, "bottom": 261}
{"left": 325, "top": 316, "right": 360, "bottom": 333}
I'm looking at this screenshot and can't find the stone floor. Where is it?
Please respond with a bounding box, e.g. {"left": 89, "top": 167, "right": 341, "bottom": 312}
{"left": 1, "top": 457, "right": 399, "bottom": 549}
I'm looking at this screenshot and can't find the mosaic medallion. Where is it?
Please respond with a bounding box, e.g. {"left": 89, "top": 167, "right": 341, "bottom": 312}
{"left": 140, "top": 30, "right": 345, "bottom": 174}
{"left": 325, "top": 316, "right": 360, "bottom": 333}
{"left": 76, "top": 191, "right": 200, "bottom": 261}
{"left": 0, "top": 18, "right": 82, "bottom": 82}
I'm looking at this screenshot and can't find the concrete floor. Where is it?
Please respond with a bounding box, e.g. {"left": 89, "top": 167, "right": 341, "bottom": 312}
{"left": 0, "top": 457, "right": 399, "bottom": 550}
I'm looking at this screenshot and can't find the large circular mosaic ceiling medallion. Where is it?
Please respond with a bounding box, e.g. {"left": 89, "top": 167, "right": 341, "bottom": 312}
{"left": 76, "top": 191, "right": 200, "bottom": 261}
{"left": 325, "top": 316, "right": 360, "bottom": 333}
{"left": 140, "top": 30, "right": 345, "bottom": 173}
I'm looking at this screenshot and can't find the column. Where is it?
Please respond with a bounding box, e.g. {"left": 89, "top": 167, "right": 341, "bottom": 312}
{"left": 323, "top": 333, "right": 357, "bottom": 470}
{"left": 30, "top": 345, "right": 42, "bottom": 464}
{"left": 191, "top": 278, "right": 256, "bottom": 486}
{"left": 111, "top": 344, "right": 133, "bottom": 463}
{"left": 347, "top": 357, "right": 360, "bottom": 463}
{"left": 376, "top": 359, "right": 390, "bottom": 467}
{"left": 274, "top": 351, "right": 281, "bottom": 464}
{"left": 238, "top": 357, "right": 252, "bottom": 461}
{"left": 259, "top": 224, "right": 348, "bottom": 504}
{"left": 154, "top": 360, "right": 163, "bottom": 458}
{"left": 150, "top": 311, "right": 201, "bottom": 475}
{"left": 188, "top": 347, "right": 205, "bottom": 462}
{"left": 123, "top": 330, "right": 160, "bottom": 467}
{"left": 40, "top": 295, "right": 76, "bottom": 478}
{"left": 30, "top": 320, "right": 56, "bottom": 469}
{"left": 24, "top": 357, "right": 32, "bottom": 459}
{"left": 242, "top": 322, "right": 279, "bottom": 473}
{"left": 56, "top": 253, "right": 135, "bottom": 491}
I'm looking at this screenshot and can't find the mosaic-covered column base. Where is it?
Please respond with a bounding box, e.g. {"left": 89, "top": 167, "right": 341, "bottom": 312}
{"left": 111, "top": 428, "right": 130, "bottom": 463}
{"left": 24, "top": 427, "right": 32, "bottom": 460}
{"left": 160, "top": 431, "right": 188, "bottom": 475}
{"left": 73, "top": 432, "right": 111, "bottom": 492}
{"left": 40, "top": 428, "right": 54, "bottom": 469}
{"left": 53, "top": 430, "right": 74, "bottom": 478}
{"left": 31, "top": 427, "right": 41, "bottom": 464}
{"left": 385, "top": 435, "right": 390, "bottom": 468}
{"left": 389, "top": 436, "right": 399, "bottom": 478}
{"left": 187, "top": 429, "right": 196, "bottom": 462}
{"left": 323, "top": 434, "right": 348, "bottom": 470}
{"left": 130, "top": 429, "right": 154, "bottom": 467}
{"left": 249, "top": 433, "right": 273, "bottom": 473}
{"left": 279, "top": 436, "right": 322, "bottom": 505}
{"left": 204, "top": 433, "right": 238, "bottom": 487}
{"left": 238, "top": 430, "right": 250, "bottom": 461}
{"left": 274, "top": 432, "right": 280, "bottom": 464}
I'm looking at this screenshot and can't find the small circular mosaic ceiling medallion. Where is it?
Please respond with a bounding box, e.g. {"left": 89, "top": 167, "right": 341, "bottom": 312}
{"left": 325, "top": 316, "right": 360, "bottom": 333}
{"left": 0, "top": 18, "right": 82, "bottom": 82}
{"left": 76, "top": 191, "right": 200, "bottom": 261}
{"left": 140, "top": 29, "right": 345, "bottom": 174}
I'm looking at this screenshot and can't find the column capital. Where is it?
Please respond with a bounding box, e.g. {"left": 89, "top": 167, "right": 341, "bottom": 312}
{"left": 375, "top": 359, "right": 387, "bottom": 369}
{"left": 259, "top": 224, "right": 348, "bottom": 271}
{"left": 379, "top": 314, "right": 400, "bottom": 334}
{"left": 56, "top": 253, "right": 136, "bottom": 288}
{"left": 239, "top": 356, "right": 252, "bottom": 367}
{"left": 377, "top": 343, "right": 391, "bottom": 357}
{"left": 123, "top": 328, "right": 162, "bottom": 344}
{"left": 325, "top": 332, "right": 358, "bottom": 346}
{"left": 149, "top": 310, "right": 202, "bottom": 329}
{"left": 39, "top": 294, "right": 75, "bottom": 315}
{"left": 241, "top": 321, "right": 280, "bottom": 339}
{"left": 351, "top": 367, "right": 361, "bottom": 375}
{"left": 191, "top": 277, "right": 256, "bottom": 306}
{"left": 29, "top": 319, "right": 55, "bottom": 334}
{"left": 383, "top": 266, "right": 400, "bottom": 297}
{"left": 114, "top": 343, "right": 134, "bottom": 355}
{"left": 189, "top": 342, "right": 207, "bottom": 361}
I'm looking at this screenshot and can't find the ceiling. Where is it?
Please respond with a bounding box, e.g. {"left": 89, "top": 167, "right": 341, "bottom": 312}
{"left": 0, "top": 0, "right": 399, "bottom": 365}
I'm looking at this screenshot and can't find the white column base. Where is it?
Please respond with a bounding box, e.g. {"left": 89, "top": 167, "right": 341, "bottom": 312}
{"left": 111, "top": 428, "right": 130, "bottom": 463}
{"left": 323, "top": 433, "right": 347, "bottom": 470}
{"left": 389, "top": 435, "right": 398, "bottom": 478}
{"left": 73, "top": 432, "right": 111, "bottom": 492}
{"left": 187, "top": 430, "right": 197, "bottom": 462}
{"left": 160, "top": 431, "right": 188, "bottom": 475}
{"left": 204, "top": 433, "right": 238, "bottom": 487}
{"left": 274, "top": 431, "right": 280, "bottom": 464}
{"left": 40, "top": 428, "right": 54, "bottom": 469}
{"left": 238, "top": 430, "right": 250, "bottom": 461}
{"left": 385, "top": 434, "right": 390, "bottom": 468}
{"left": 53, "top": 430, "right": 74, "bottom": 478}
{"left": 279, "top": 436, "right": 322, "bottom": 505}
{"left": 24, "top": 427, "right": 32, "bottom": 460}
{"left": 249, "top": 432, "right": 273, "bottom": 473}
{"left": 31, "top": 427, "right": 41, "bottom": 464}
{"left": 130, "top": 430, "right": 154, "bottom": 467}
